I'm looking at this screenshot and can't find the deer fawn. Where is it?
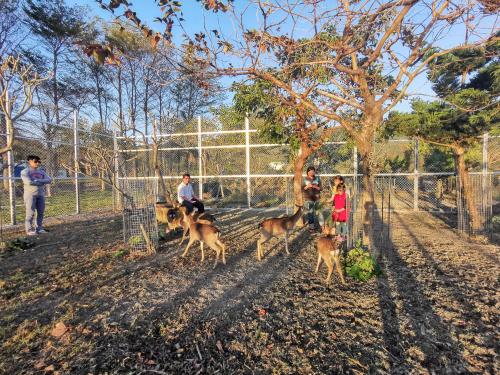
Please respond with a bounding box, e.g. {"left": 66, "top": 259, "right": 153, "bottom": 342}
{"left": 181, "top": 213, "right": 226, "bottom": 268}
{"left": 316, "top": 224, "right": 346, "bottom": 284}
{"left": 178, "top": 207, "right": 217, "bottom": 245}
{"left": 256, "top": 205, "right": 303, "bottom": 261}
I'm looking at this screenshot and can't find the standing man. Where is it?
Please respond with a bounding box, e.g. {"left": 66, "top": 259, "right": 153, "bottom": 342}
{"left": 21, "top": 155, "right": 52, "bottom": 236}
{"left": 302, "top": 166, "right": 324, "bottom": 232}
{"left": 177, "top": 173, "right": 205, "bottom": 214}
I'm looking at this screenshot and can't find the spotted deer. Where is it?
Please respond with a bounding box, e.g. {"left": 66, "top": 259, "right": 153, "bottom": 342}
{"left": 316, "top": 224, "right": 346, "bottom": 284}
{"left": 178, "top": 206, "right": 217, "bottom": 245}
{"left": 181, "top": 213, "right": 226, "bottom": 268}
{"left": 256, "top": 205, "right": 303, "bottom": 261}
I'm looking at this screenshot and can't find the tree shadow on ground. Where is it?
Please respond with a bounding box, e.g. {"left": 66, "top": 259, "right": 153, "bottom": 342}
{"left": 374, "top": 208, "right": 469, "bottom": 374}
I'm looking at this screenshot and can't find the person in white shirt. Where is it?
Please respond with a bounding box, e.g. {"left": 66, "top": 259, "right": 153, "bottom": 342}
{"left": 177, "top": 173, "right": 204, "bottom": 214}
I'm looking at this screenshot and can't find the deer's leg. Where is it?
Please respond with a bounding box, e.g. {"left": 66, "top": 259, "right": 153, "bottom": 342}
{"left": 179, "top": 223, "right": 189, "bottom": 245}
{"left": 315, "top": 253, "right": 322, "bottom": 273}
{"left": 212, "top": 243, "right": 220, "bottom": 269}
{"left": 325, "top": 256, "right": 333, "bottom": 284}
{"left": 334, "top": 256, "right": 346, "bottom": 284}
{"left": 257, "top": 232, "right": 268, "bottom": 261}
{"left": 284, "top": 231, "right": 290, "bottom": 255}
{"left": 200, "top": 241, "right": 205, "bottom": 263}
{"left": 182, "top": 238, "right": 195, "bottom": 258}
{"left": 216, "top": 240, "right": 226, "bottom": 265}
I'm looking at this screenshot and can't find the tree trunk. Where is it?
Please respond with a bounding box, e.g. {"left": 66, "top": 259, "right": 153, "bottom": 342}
{"left": 357, "top": 132, "right": 377, "bottom": 257}
{"left": 359, "top": 150, "right": 377, "bottom": 256}
{"left": 117, "top": 67, "right": 124, "bottom": 134}
{"left": 455, "top": 146, "right": 481, "bottom": 233}
{"left": 293, "top": 143, "right": 313, "bottom": 208}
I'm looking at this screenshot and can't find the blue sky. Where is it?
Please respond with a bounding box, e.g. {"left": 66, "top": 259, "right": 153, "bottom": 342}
{"left": 67, "top": 1, "right": 496, "bottom": 114}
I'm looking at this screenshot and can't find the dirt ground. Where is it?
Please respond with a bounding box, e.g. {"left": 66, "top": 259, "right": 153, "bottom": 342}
{"left": 0, "top": 209, "right": 498, "bottom": 374}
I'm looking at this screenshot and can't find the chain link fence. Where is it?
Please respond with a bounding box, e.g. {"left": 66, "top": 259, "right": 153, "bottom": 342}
{"left": 0, "top": 110, "right": 116, "bottom": 229}
{"left": 118, "top": 118, "right": 499, "bottom": 242}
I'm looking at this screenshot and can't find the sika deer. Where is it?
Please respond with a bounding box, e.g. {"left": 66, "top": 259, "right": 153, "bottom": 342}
{"left": 178, "top": 207, "right": 217, "bottom": 245}
{"left": 181, "top": 213, "right": 226, "bottom": 268}
{"left": 156, "top": 202, "right": 183, "bottom": 233}
{"left": 256, "top": 205, "right": 303, "bottom": 261}
{"left": 316, "top": 224, "right": 346, "bottom": 284}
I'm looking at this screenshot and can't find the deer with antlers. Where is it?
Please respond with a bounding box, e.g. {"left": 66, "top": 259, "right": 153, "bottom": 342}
{"left": 181, "top": 210, "right": 226, "bottom": 268}
{"left": 256, "top": 205, "right": 303, "bottom": 261}
{"left": 316, "top": 224, "right": 346, "bottom": 285}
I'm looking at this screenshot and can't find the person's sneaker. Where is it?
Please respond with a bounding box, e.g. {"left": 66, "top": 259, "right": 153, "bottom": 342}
{"left": 37, "top": 229, "right": 48, "bottom": 234}
{"left": 26, "top": 231, "right": 37, "bottom": 236}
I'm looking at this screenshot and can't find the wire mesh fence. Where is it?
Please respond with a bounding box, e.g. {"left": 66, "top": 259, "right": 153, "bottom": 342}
{"left": 2, "top": 110, "right": 498, "bottom": 246}
{"left": 118, "top": 118, "right": 498, "bottom": 242}
{"left": 0, "top": 112, "right": 116, "bottom": 228}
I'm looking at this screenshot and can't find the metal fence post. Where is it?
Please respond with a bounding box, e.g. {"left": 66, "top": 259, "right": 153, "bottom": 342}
{"left": 482, "top": 132, "right": 489, "bottom": 226}
{"left": 245, "top": 115, "right": 251, "bottom": 208}
{"left": 197, "top": 116, "right": 203, "bottom": 198}
{"left": 413, "top": 139, "right": 419, "bottom": 211}
{"left": 73, "top": 110, "right": 80, "bottom": 214}
{"left": 112, "top": 128, "right": 120, "bottom": 211}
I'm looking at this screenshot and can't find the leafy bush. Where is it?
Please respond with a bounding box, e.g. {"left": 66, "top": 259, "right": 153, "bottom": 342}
{"left": 345, "top": 240, "right": 381, "bottom": 281}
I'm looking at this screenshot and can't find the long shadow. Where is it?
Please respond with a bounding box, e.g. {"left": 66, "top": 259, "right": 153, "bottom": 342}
{"left": 80, "top": 227, "right": 311, "bottom": 372}
{"left": 392, "top": 211, "right": 497, "bottom": 353}
{"left": 86, "top": 227, "right": 386, "bottom": 374}
{"left": 374, "top": 207, "right": 466, "bottom": 373}
{"left": 0, "top": 210, "right": 270, "bottom": 340}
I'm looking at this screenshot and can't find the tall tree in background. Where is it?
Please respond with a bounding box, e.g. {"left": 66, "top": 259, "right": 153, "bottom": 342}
{"left": 385, "top": 42, "right": 499, "bottom": 232}
{"left": 89, "top": 0, "right": 496, "bottom": 252}
{"left": 23, "top": 0, "right": 87, "bottom": 191}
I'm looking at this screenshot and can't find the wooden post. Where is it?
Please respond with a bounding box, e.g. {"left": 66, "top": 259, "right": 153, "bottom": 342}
{"left": 413, "top": 139, "right": 419, "bottom": 211}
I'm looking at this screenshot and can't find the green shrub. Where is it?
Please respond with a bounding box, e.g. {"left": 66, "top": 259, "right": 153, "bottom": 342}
{"left": 492, "top": 215, "right": 500, "bottom": 230}
{"left": 128, "top": 235, "right": 144, "bottom": 246}
{"left": 345, "top": 240, "right": 381, "bottom": 282}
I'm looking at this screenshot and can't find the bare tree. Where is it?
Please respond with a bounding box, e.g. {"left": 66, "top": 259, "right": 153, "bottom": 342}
{"left": 0, "top": 55, "right": 45, "bottom": 154}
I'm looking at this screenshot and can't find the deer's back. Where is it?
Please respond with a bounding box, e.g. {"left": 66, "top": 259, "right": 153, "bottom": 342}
{"left": 191, "top": 222, "right": 220, "bottom": 241}
{"left": 317, "top": 237, "right": 340, "bottom": 256}
{"left": 259, "top": 217, "right": 287, "bottom": 235}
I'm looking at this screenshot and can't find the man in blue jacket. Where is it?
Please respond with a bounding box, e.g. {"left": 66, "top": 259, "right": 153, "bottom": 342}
{"left": 20, "top": 155, "right": 52, "bottom": 235}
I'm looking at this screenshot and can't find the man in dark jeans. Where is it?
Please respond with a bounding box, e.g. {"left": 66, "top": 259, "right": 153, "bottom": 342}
{"left": 177, "top": 173, "right": 204, "bottom": 214}
{"left": 302, "top": 166, "right": 324, "bottom": 232}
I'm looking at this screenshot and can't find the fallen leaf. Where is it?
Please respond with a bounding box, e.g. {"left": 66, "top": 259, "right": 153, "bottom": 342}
{"left": 51, "top": 322, "right": 67, "bottom": 338}
{"left": 44, "top": 364, "right": 55, "bottom": 372}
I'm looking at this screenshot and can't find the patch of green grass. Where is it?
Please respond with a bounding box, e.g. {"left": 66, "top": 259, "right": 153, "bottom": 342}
{"left": 112, "top": 248, "right": 129, "bottom": 258}
{"left": 0, "top": 189, "right": 113, "bottom": 225}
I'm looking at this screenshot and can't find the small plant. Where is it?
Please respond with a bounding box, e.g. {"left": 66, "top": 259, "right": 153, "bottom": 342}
{"left": 344, "top": 240, "right": 381, "bottom": 282}
{"left": 4, "top": 238, "right": 35, "bottom": 252}
{"left": 492, "top": 215, "right": 500, "bottom": 231}
{"left": 128, "top": 235, "right": 144, "bottom": 246}
{"left": 112, "top": 248, "right": 129, "bottom": 258}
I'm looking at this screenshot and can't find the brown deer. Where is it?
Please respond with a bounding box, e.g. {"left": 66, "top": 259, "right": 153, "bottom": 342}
{"left": 156, "top": 202, "right": 183, "bottom": 233}
{"left": 178, "top": 207, "right": 217, "bottom": 245}
{"left": 316, "top": 224, "right": 346, "bottom": 284}
{"left": 256, "top": 205, "right": 303, "bottom": 261}
{"left": 181, "top": 213, "right": 226, "bottom": 268}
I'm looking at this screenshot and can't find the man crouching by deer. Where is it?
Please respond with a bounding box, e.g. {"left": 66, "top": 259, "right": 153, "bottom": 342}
{"left": 256, "top": 204, "right": 303, "bottom": 261}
